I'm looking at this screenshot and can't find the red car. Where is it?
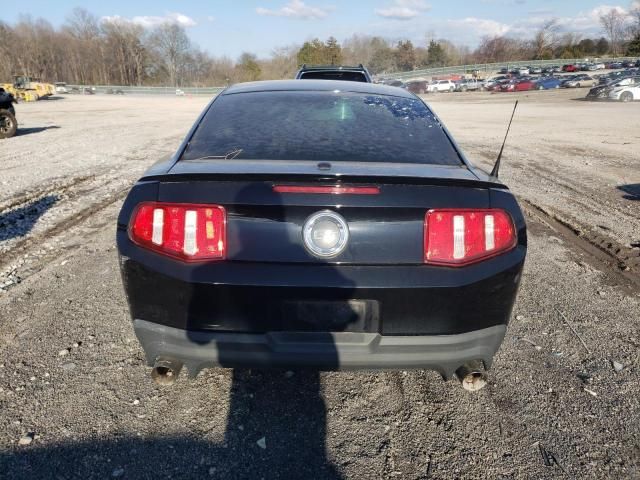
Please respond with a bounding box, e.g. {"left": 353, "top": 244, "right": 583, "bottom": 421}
{"left": 500, "top": 79, "right": 536, "bottom": 92}
{"left": 562, "top": 64, "right": 577, "bottom": 72}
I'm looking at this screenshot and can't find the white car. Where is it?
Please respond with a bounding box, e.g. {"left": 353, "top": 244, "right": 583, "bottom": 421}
{"left": 426, "top": 80, "right": 456, "bottom": 93}
{"left": 609, "top": 84, "right": 640, "bottom": 102}
{"left": 516, "top": 67, "right": 530, "bottom": 75}
{"left": 595, "top": 63, "right": 606, "bottom": 70}
{"left": 54, "top": 82, "right": 68, "bottom": 94}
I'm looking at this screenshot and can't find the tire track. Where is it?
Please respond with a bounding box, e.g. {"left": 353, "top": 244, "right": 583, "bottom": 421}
{"left": 522, "top": 200, "right": 640, "bottom": 293}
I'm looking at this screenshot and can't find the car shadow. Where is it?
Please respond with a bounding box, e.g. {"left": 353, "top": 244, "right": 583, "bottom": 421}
{"left": 187, "top": 184, "right": 356, "bottom": 478}
{"left": 0, "top": 433, "right": 330, "bottom": 479}
{"left": 618, "top": 184, "right": 640, "bottom": 201}
{"left": 0, "top": 195, "right": 58, "bottom": 242}
{"left": 16, "top": 126, "right": 61, "bottom": 137}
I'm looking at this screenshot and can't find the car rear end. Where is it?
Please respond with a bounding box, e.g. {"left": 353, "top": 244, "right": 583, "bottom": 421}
{"left": 295, "top": 65, "right": 372, "bottom": 83}
{"left": 117, "top": 81, "right": 526, "bottom": 384}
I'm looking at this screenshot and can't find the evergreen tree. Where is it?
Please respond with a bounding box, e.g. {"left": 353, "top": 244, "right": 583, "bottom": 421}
{"left": 427, "top": 40, "right": 447, "bottom": 67}
{"left": 627, "top": 35, "right": 640, "bottom": 56}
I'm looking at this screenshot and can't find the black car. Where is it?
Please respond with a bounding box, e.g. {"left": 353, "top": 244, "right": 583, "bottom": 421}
{"left": 0, "top": 88, "right": 17, "bottom": 139}
{"left": 295, "top": 64, "right": 372, "bottom": 83}
{"left": 117, "top": 80, "right": 527, "bottom": 390}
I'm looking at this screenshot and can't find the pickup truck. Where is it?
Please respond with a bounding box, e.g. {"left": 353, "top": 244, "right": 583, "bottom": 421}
{"left": 455, "top": 78, "right": 484, "bottom": 92}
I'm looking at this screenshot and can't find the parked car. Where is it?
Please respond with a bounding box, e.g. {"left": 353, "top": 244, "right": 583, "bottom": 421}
{"left": 0, "top": 87, "right": 17, "bottom": 139}
{"left": 609, "top": 62, "right": 623, "bottom": 69}
{"left": 295, "top": 64, "right": 372, "bottom": 83}
{"left": 535, "top": 77, "right": 562, "bottom": 90}
{"left": 530, "top": 66, "right": 542, "bottom": 74}
{"left": 455, "top": 78, "right": 483, "bottom": 92}
{"left": 116, "top": 79, "right": 527, "bottom": 386}
{"left": 54, "top": 82, "right": 69, "bottom": 94}
{"left": 599, "top": 70, "right": 633, "bottom": 84}
{"left": 404, "top": 80, "right": 429, "bottom": 94}
{"left": 562, "top": 74, "right": 596, "bottom": 88}
{"left": 498, "top": 67, "right": 509, "bottom": 74}
{"left": 562, "top": 64, "right": 578, "bottom": 72}
{"left": 595, "top": 63, "right": 606, "bottom": 70}
{"left": 487, "top": 79, "right": 512, "bottom": 92}
{"left": 609, "top": 82, "right": 640, "bottom": 102}
{"left": 501, "top": 79, "right": 536, "bottom": 92}
{"left": 516, "top": 67, "right": 530, "bottom": 76}
{"left": 587, "top": 76, "right": 640, "bottom": 100}
{"left": 426, "top": 80, "right": 456, "bottom": 93}
{"left": 485, "top": 75, "right": 510, "bottom": 89}
{"left": 385, "top": 80, "right": 405, "bottom": 88}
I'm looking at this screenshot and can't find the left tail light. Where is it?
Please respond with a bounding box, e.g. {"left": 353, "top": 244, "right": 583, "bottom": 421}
{"left": 129, "top": 202, "right": 226, "bottom": 261}
{"left": 424, "top": 209, "right": 516, "bottom": 266}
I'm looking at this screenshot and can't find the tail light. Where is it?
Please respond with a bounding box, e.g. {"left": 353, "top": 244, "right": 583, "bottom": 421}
{"left": 129, "top": 202, "right": 226, "bottom": 261}
{"left": 424, "top": 209, "right": 516, "bottom": 266}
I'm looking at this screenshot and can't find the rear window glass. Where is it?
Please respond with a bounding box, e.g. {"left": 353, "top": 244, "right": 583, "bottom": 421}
{"left": 182, "top": 91, "right": 462, "bottom": 165}
{"left": 299, "top": 71, "right": 368, "bottom": 82}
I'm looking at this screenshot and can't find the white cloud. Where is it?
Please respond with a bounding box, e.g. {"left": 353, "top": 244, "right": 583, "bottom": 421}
{"left": 256, "top": 0, "right": 331, "bottom": 19}
{"left": 375, "top": 0, "right": 431, "bottom": 20}
{"left": 101, "top": 12, "right": 197, "bottom": 28}
{"left": 447, "top": 17, "right": 510, "bottom": 37}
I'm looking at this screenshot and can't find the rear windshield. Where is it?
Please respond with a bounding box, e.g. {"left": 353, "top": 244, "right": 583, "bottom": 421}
{"left": 299, "top": 71, "right": 368, "bottom": 82}
{"left": 182, "top": 91, "right": 462, "bottom": 165}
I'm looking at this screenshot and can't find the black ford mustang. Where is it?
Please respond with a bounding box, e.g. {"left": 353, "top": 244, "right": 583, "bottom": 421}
{"left": 117, "top": 80, "right": 527, "bottom": 389}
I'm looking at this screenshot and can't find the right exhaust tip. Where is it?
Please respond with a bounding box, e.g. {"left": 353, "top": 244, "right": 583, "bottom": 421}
{"left": 151, "top": 359, "right": 183, "bottom": 386}
{"left": 455, "top": 360, "right": 488, "bottom": 392}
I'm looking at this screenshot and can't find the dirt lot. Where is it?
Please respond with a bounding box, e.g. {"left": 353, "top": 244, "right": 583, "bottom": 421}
{"left": 0, "top": 91, "right": 639, "bottom": 479}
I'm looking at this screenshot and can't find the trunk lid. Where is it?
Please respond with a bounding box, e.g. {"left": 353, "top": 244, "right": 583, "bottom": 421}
{"left": 151, "top": 160, "right": 495, "bottom": 265}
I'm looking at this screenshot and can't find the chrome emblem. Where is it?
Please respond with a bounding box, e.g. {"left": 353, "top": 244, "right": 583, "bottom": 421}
{"left": 303, "top": 210, "right": 349, "bottom": 258}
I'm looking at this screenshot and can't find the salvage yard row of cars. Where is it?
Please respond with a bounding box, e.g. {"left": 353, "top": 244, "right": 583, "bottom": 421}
{"left": 379, "top": 60, "right": 640, "bottom": 101}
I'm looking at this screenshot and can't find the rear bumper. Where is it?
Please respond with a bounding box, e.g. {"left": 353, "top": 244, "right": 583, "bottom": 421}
{"left": 134, "top": 319, "right": 507, "bottom": 378}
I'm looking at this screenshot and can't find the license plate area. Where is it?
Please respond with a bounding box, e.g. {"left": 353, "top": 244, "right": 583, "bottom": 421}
{"left": 281, "top": 300, "right": 380, "bottom": 333}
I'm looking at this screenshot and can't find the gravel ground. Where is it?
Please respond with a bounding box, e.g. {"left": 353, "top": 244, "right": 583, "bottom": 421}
{"left": 0, "top": 91, "right": 638, "bottom": 479}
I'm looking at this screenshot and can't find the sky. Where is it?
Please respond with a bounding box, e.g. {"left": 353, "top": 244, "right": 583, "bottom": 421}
{"left": 3, "top": 0, "right": 640, "bottom": 58}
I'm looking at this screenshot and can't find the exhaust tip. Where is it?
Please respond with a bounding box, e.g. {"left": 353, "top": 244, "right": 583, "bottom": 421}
{"left": 456, "top": 361, "right": 488, "bottom": 392}
{"left": 151, "top": 359, "right": 183, "bottom": 386}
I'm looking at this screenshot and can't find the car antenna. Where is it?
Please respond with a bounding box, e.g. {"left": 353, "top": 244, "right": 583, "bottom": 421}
{"left": 490, "top": 100, "right": 519, "bottom": 178}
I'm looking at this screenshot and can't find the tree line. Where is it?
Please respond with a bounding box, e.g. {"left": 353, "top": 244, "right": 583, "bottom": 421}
{"left": 1, "top": 7, "right": 639, "bottom": 87}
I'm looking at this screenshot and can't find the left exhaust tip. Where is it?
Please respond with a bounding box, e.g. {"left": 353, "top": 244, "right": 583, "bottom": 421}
{"left": 151, "top": 358, "right": 183, "bottom": 386}
{"left": 455, "top": 360, "right": 488, "bottom": 392}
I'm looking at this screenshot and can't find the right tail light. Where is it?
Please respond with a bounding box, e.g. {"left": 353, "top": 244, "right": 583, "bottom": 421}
{"left": 424, "top": 209, "right": 517, "bottom": 266}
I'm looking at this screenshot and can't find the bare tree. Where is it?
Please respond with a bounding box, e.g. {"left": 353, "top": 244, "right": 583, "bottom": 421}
{"left": 628, "top": 4, "right": 640, "bottom": 37}
{"left": 532, "top": 19, "right": 559, "bottom": 59}
{"left": 600, "top": 9, "right": 626, "bottom": 56}
{"left": 149, "top": 23, "right": 191, "bottom": 87}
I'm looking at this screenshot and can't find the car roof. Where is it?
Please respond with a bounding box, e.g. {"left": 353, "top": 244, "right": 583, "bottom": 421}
{"left": 222, "top": 80, "right": 415, "bottom": 98}
{"left": 297, "top": 64, "right": 367, "bottom": 72}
